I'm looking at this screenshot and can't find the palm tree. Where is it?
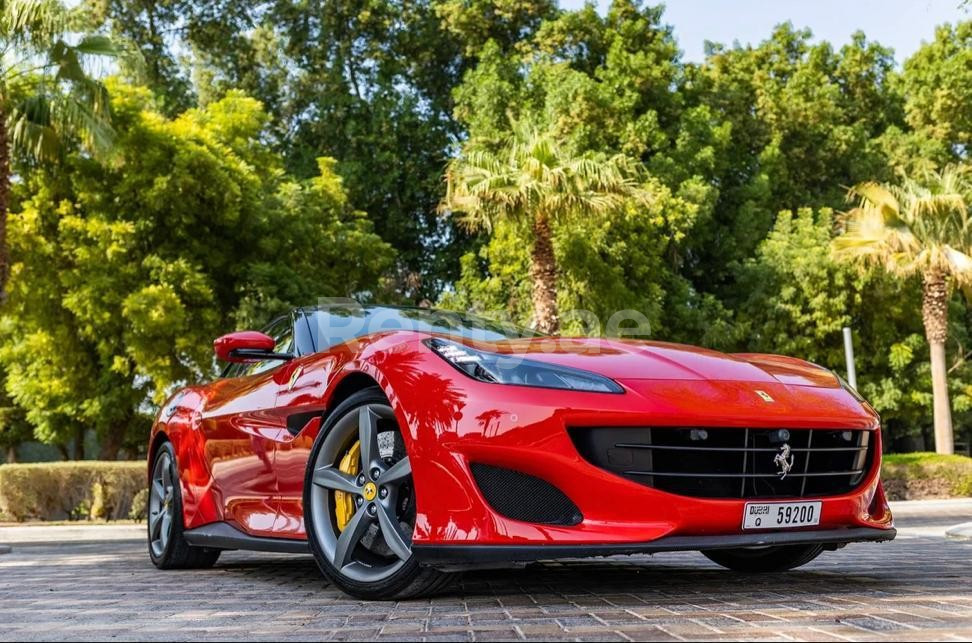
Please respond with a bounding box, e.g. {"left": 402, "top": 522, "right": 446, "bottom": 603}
{"left": 441, "top": 127, "right": 652, "bottom": 333}
{"left": 0, "top": 0, "right": 119, "bottom": 299}
{"left": 833, "top": 166, "right": 972, "bottom": 455}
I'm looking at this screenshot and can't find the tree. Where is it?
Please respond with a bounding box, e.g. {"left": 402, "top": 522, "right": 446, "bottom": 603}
{"left": 2, "top": 82, "right": 393, "bottom": 458}
{"left": 736, "top": 207, "right": 960, "bottom": 450}
{"left": 897, "top": 22, "right": 972, "bottom": 158}
{"left": 878, "top": 21, "right": 972, "bottom": 178}
{"left": 441, "top": 126, "right": 652, "bottom": 333}
{"left": 833, "top": 167, "right": 972, "bottom": 454}
{"left": 687, "top": 26, "right": 901, "bottom": 297}
{"left": 84, "top": 0, "right": 549, "bottom": 303}
{"left": 0, "top": 0, "right": 121, "bottom": 300}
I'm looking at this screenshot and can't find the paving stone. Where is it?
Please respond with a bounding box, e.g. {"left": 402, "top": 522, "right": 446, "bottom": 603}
{"left": 0, "top": 528, "right": 970, "bottom": 641}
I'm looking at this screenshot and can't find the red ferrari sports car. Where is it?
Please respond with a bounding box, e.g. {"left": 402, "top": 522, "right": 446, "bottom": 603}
{"left": 147, "top": 304, "right": 895, "bottom": 599}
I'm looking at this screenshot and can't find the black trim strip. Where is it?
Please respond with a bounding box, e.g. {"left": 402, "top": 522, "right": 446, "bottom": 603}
{"left": 229, "top": 348, "right": 295, "bottom": 361}
{"left": 183, "top": 522, "right": 309, "bottom": 554}
{"left": 624, "top": 470, "right": 864, "bottom": 479}
{"left": 616, "top": 443, "right": 867, "bottom": 453}
{"left": 412, "top": 527, "right": 896, "bottom": 565}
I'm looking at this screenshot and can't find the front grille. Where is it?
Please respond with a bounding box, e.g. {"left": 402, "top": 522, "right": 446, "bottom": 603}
{"left": 569, "top": 427, "right": 873, "bottom": 499}
{"left": 471, "top": 463, "right": 583, "bottom": 525}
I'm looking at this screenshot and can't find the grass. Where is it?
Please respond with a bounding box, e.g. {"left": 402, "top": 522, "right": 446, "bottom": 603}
{"left": 881, "top": 451, "right": 972, "bottom": 500}
{"left": 883, "top": 452, "right": 972, "bottom": 466}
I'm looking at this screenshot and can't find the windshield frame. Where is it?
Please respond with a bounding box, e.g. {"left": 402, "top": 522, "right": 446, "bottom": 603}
{"left": 300, "top": 305, "right": 541, "bottom": 353}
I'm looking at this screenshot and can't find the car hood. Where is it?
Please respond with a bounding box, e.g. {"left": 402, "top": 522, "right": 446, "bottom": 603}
{"left": 454, "top": 336, "right": 840, "bottom": 388}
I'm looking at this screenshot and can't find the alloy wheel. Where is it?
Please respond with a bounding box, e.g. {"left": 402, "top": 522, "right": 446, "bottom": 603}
{"left": 309, "top": 403, "right": 414, "bottom": 583}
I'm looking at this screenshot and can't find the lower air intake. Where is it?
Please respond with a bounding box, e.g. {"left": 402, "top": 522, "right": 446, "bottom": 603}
{"left": 470, "top": 463, "right": 582, "bottom": 526}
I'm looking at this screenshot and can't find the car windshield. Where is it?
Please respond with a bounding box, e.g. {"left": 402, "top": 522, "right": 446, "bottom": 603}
{"left": 301, "top": 305, "right": 540, "bottom": 352}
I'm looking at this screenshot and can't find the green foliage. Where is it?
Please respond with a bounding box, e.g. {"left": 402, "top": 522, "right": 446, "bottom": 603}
{"left": 737, "top": 208, "right": 859, "bottom": 361}
{"left": 0, "top": 461, "right": 145, "bottom": 521}
{"left": 445, "top": 5, "right": 972, "bottom": 447}
{"left": 833, "top": 168, "right": 972, "bottom": 284}
{"left": 3, "top": 82, "right": 392, "bottom": 456}
{"left": 445, "top": 2, "right": 724, "bottom": 338}
{"left": 5, "top": 1, "right": 972, "bottom": 456}
{"left": 443, "top": 125, "right": 653, "bottom": 231}
{"left": 442, "top": 123, "right": 657, "bottom": 331}
{"left": 0, "top": 386, "right": 31, "bottom": 461}
{"left": 234, "top": 157, "right": 395, "bottom": 328}
{"left": 735, "top": 207, "right": 962, "bottom": 444}
{"left": 444, "top": 175, "right": 706, "bottom": 338}
{"left": 898, "top": 22, "right": 972, "bottom": 158}
{"left": 435, "top": 0, "right": 557, "bottom": 57}
{"left": 82, "top": 0, "right": 505, "bottom": 302}
{"left": 686, "top": 27, "right": 901, "bottom": 291}
{"left": 1, "top": 0, "right": 121, "bottom": 162}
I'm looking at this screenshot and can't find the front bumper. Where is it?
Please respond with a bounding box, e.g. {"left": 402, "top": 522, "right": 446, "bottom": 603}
{"left": 377, "top": 347, "right": 895, "bottom": 548}
{"left": 413, "top": 526, "right": 896, "bottom": 567}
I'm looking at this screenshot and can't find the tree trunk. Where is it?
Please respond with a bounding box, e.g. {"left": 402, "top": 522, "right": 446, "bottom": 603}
{"left": 922, "top": 271, "right": 954, "bottom": 455}
{"left": 73, "top": 428, "right": 85, "bottom": 461}
{"left": 0, "top": 108, "right": 10, "bottom": 302}
{"left": 4, "top": 445, "right": 15, "bottom": 464}
{"left": 530, "top": 213, "right": 559, "bottom": 334}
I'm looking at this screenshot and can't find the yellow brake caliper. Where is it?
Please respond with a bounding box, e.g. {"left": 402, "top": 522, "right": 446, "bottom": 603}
{"left": 334, "top": 441, "right": 360, "bottom": 532}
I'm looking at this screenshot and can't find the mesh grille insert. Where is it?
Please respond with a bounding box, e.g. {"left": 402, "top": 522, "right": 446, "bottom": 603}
{"left": 471, "top": 463, "right": 582, "bottom": 526}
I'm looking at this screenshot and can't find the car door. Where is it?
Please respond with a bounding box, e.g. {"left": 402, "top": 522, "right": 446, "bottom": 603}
{"left": 271, "top": 309, "right": 335, "bottom": 537}
{"left": 199, "top": 316, "right": 295, "bottom": 538}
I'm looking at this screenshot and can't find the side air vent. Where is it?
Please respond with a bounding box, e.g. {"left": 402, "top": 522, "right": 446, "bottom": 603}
{"left": 470, "top": 463, "right": 582, "bottom": 526}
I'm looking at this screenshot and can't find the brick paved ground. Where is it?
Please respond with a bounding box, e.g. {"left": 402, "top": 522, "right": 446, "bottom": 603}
{"left": 0, "top": 509, "right": 970, "bottom": 641}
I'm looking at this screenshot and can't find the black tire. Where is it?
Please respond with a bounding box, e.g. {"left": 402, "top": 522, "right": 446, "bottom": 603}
{"left": 702, "top": 544, "right": 824, "bottom": 572}
{"left": 148, "top": 442, "right": 221, "bottom": 570}
{"left": 303, "top": 387, "right": 454, "bottom": 600}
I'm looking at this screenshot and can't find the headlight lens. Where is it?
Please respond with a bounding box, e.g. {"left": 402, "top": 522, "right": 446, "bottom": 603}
{"left": 425, "top": 338, "right": 624, "bottom": 393}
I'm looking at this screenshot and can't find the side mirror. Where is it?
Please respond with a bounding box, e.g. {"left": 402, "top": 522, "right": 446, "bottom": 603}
{"left": 214, "top": 331, "right": 292, "bottom": 363}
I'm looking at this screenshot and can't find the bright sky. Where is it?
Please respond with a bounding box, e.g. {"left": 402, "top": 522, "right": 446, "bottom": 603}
{"left": 559, "top": 0, "right": 969, "bottom": 64}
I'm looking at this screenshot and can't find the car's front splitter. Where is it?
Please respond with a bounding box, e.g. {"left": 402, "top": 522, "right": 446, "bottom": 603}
{"left": 412, "top": 526, "right": 897, "bottom": 569}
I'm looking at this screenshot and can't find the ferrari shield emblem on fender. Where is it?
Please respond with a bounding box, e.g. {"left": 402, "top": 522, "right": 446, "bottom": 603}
{"left": 774, "top": 443, "right": 795, "bottom": 479}
{"left": 755, "top": 389, "right": 774, "bottom": 402}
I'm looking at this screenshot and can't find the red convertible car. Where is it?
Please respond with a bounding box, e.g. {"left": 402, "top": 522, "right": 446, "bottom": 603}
{"left": 147, "top": 304, "right": 895, "bottom": 599}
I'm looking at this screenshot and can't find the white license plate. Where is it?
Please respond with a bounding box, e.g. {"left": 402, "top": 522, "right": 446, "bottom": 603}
{"left": 742, "top": 501, "right": 821, "bottom": 530}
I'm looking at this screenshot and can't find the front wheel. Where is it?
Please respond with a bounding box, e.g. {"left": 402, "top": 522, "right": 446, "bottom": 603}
{"left": 303, "top": 388, "right": 453, "bottom": 599}
{"left": 702, "top": 544, "right": 823, "bottom": 572}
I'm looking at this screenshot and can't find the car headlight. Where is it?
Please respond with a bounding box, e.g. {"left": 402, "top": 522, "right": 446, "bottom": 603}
{"left": 425, "top": 338, "right": 624, "bottom": 393}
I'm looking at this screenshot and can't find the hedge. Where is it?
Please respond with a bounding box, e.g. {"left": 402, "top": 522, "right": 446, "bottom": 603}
{"left": 0, "top": 462, "right": 146, "bottom": 522}
{"left": 881, "top": 452, "right": 972, "bottom": 500}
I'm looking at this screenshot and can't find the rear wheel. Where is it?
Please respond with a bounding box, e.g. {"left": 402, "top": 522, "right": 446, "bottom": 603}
{"left": 304, "top": 388, "right": 453, "bottom": 599}
{"left": 148, "top": 442, "right": 221, "bottom": 569}
{"left": 702, "top": 544, "right": 823, "bottom": 572}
